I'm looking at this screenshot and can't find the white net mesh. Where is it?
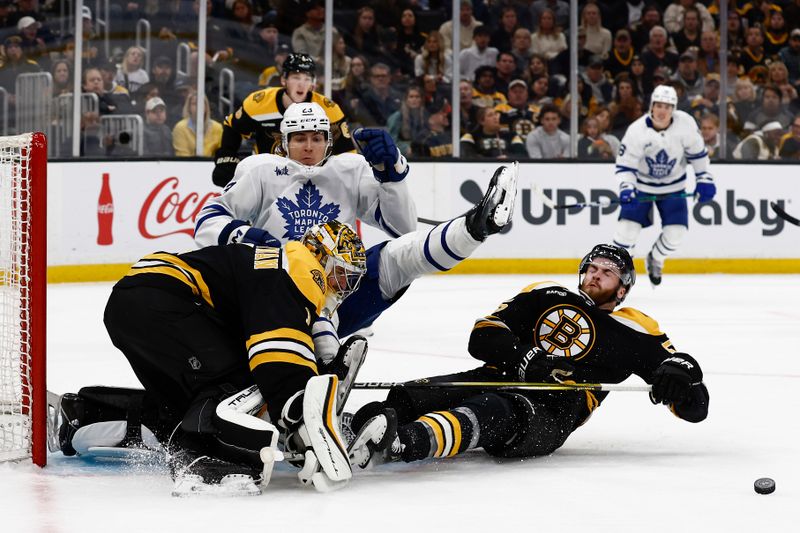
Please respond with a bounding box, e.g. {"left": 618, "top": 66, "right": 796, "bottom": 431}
{"left": 0, "top": 133, "right": 34, "bottom": 462}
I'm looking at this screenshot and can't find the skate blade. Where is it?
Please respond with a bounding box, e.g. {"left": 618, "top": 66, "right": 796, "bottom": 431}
{"left": 492, "top": 161, "right": 519, "bottom": 227}
{"left": 171, "top": 473, "right": 261, "bottom": 497}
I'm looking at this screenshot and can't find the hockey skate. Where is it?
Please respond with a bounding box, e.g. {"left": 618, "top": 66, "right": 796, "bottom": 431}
{"left": 169, "top": 448, "right": 263, "bottom": 497}
{"left": 465, "top": 161, "right": 519, "bottom": 241}
{"left": 645, "top": 252, "right": 663, "bottom": 286}
{"left": 347, "top": 402, "right": 400, "bottom": 469}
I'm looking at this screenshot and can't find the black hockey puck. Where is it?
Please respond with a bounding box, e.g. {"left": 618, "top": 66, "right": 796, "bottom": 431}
{"left": 754, "top": 478, "right": 775, "bottom": 495}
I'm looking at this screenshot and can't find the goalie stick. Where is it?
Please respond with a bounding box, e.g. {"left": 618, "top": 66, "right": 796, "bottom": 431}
{"left": 770, "top": 202, "right": 800, "bottom": 226}
{"left": 532, "top": 184, "right": 694, "bottom": 210}
{"left": 352, "top": 380, "right": 651, "bottom": 392}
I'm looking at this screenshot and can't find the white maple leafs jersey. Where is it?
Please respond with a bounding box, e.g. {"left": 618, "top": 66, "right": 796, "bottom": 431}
{"left": 615, "top": 110, "right": 712, "bottom": 195}
{"left": 195, "top": 153, "right": 417, "bottom": 247}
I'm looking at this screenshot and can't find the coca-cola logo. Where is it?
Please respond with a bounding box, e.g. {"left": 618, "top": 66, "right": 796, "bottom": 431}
{"left": 139, "top": 177, "right": 219, "bottom": 239}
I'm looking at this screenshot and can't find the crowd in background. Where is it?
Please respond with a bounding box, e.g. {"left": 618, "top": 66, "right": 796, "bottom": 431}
{"left": 3, "top": 0, "right": 800, "bottom": 160}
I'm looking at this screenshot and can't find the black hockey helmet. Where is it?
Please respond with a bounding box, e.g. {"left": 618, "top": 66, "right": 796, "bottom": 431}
{"left": 578, "top": 244, "right": 636, "bottom": 300}
{"left": 282, "top": 53, "right": 316, "bottom": 78}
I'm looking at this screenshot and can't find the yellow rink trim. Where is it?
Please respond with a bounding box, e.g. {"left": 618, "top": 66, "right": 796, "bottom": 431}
{"left": 43, "top": 258, "right": 800, "bottom": 283}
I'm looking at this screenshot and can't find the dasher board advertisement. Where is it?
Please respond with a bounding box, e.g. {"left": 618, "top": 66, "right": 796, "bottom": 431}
{"left": 47, "top": 161, "right": 799, "bottom": 269}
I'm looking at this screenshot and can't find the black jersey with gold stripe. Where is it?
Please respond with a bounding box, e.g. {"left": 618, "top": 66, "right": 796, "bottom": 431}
{"left": 468, "top": 281, "right": 708, "bottom": 424}
{"left": 115, "top": 242, "right": 328, "bottom": 415}
{"left": 219, "top": 87, "right": 352, "bottom": 158}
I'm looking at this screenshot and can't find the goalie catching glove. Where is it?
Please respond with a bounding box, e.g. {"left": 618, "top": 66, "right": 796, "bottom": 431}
{"left": 352, "top": 128, "right": 409, "bottom": 183}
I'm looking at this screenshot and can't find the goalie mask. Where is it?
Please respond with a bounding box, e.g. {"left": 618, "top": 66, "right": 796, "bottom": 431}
{"left": 281, "top": 102, "right": 332, "bottom": 166}
{"left": 578, "top": 244, "right": 636, "bottom": 304}
{"left": 302, "top": 221, "right": 367, "bottom": 307}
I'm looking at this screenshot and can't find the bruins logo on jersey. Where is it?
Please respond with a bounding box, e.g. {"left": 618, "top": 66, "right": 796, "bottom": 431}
{"left": 535, "top": 304, "right": 595, "bottom": 360}
{"left": 253, "top": 91, "right": 265, "bottom": 103}
{"left": 311, "top": 269, "right": 326, "bottom": 293}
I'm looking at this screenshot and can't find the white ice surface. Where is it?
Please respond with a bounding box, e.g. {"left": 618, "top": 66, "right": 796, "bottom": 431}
{"left": 2, "top": 274, "right": 798, "bottom": 532}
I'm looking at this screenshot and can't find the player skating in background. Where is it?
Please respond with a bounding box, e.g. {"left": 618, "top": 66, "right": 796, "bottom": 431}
{"left": 195, "top": 101, "right": 519, "bottom": 363}
{"left": 58, "top": 221, "right": 369, "bottom": 494}
{"left": 212, "top": 53, "right": 353, "bottom": 187}
{"left": 612, "top": 85, "right": 716, "bottom": 286}
{"left": 348, "top": 244, "right": 709, "bottom": 467}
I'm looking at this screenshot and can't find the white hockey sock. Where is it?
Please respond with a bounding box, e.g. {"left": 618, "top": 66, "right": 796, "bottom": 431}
{"left": 378, "top": 217, "right": 480, "bottom": 299}
{"left": 650, "top": 224, "right": 687, "bottom": 264}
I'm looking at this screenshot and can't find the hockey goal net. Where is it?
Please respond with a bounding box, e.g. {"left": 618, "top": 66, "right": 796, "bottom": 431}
{"left": 0, "top": 132, "right": 47, "bottom": 466}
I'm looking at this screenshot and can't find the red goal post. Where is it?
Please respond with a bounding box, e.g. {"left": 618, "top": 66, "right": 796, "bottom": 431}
{"left": 0, "top": 132, "right": 47, "bottom": 467}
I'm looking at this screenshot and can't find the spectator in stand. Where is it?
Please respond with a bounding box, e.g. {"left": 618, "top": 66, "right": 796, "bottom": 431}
{"left": 733, "top": 120, "right": 783, "bottom": 159}
{"left": 491, "top": 6, "right": 518, "bottom": 53}
{"left": 697, "top": 30, "right": 720, "bottom": 76}
{"left": 551, "top": 26, "right": 592, "bottom": 79}
{"left": 779, "top": 29, "right": 800, "bottom": 86}
{"left": 50, "top": 59, "right": 72, "bottom": 96}
{"left": 581, "top": 2, "right": 612, "bottom": 58}
{"left": 767, "top": 61, "right": 799, "bottom": 105}
{"left": 331, "top": 33, "right": 351, "bottom": 92}
{"left": 439, "top": 0, "right": 482, "bottom": 52}
{"left": 462, "top": 106, "right": 527, "bottom": 158}
{"left": 142, "top": 97, "right": 174, "bottom": 157}
{"left": 689, "top": 72, "right": 722, "bottom": 121}
{"left": 114, "top": 46, "right": 149, "bottom": 95}
{"left": 609, "top": 76, "right": 644, "bottom": 138}
{"left": 415, "top": 31, "right": 453, "bottom": 84}
{"left": 530, "top": 8, "right": 566, "bottom": 61}
{"left": 472, "top": 65, "right": 507, "bottom": 108}
{"left": 525, "top": 103, "right": 569, "bottom": 158}
{"left": 726, "top": 9, "right": 746, "bottom": 50}
{"left": 395, "top": 8, "right": 426, "bottom": 77}
{"left": 740, "top": 26, "right": 767, "bottom": 76}
{"left": 345, "top": 6, "right": 385, "bottom": 66}
{"left": 291, "top": 1, "right": 325, "bottom": 67}
{"left": 787, "top": 0, "right": 800, "bottom": 32}
{"left": 673, "top": 49, "right": 704, "bottom": 98}
{"left": 15, "top": 16, "right": 47, "bottom": 67}
{"left": 0, "top": 35, "right": 40, "bottom": 124}
{"left": 495, "top": 79, "right": 538, "bottom": 139}
{"left": 559, "top": 75, "right": 598, "bottom": 130}
{"left": 764, "top": 5, "right": 788, "bottom": 58}
{"left": 243, "top": 17, "right": 291, "bottom": 77}
{"left": 97, "top": 59, "right": 134, "bottom": 105}
{"left": 149, "top": 56, "right": 181, "bottom": 126}
{"left": 494, "top": 51, "right": 518, "bottom": 94}
{"left": 723, "top": 53, "right": 743, "bottom": 98}
{"left": 524, "top": 53, "right": 564, "bottom": 97}
{"left": 82, "top": 66, "right": 132, "bottom": 115}
{"left": 629, "top": 54, "right": 649, "bottom": 97}
{"left": 604, "top": 29, "right": 636, "bottom": 80}
{"left": 578, "top": 116, "right": 614, "bottom": 159}
{"left": 630, "top": 4, "right": 662, "bottom": 53}
{"left": 172, "top": 92, "right": 223, "bottom": 157}
{"left": 747, "top": 84, "right": 794, "bottom": 129}
{"left": 642, "top": 26, "right": 679, "bottom": 80}
{"left": 358, "top": 62, "right": 402, "bottom": 127}
{"left": 459, "top": 78, "right": 479, "bottom": 134}
{"left": 530, "top": 0, "right": 569, "bottom": 32}
{"left": 335, "top": 54, "right": 369, "bottom": 121}
{"left": 460, "top": 25, "right": 498, "bottom": 82}
{"left": 700, "top": 112, "right": 736, "bottom": 159}
{"left": 778, "top": 113, "right": 800, "bottom": 158}
{"left": 731, "top": 77, "right": 758, "bottom": 134}
{"left": 411, "top": 99, "right": 453, "bottom": 158}
{"left": 529, "top": 74, "right": 554, "bottom": 112}
{"left": 387, "top": 85, "right": 428, "bottom": 157}
{"left": 591, "top": 105, "right": 621, "bottom": 154}
{"left": 606, "top": 0, "right": 648, "bottom": 34}
{"left": 663, "top": 0, "right": 714, "bottom": 34}
{"left": 584, "top": 56, "right": 613, "bottom": 105}
{"left": 510, "top": 28, "right": 534, "bottom": 74}
{"left": 670, "top": 6, "right": 702, "bottom": 56}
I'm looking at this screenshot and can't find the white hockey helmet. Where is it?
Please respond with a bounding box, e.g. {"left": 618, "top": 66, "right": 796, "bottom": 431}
{"left": 280, "top": 102, "right": 332, "bottom": 161}
{"left": 649, "top": 84, "right": 678, "bottom": 115}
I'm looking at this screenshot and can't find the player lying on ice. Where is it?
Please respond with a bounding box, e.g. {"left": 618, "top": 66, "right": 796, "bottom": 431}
{"left": 54, "top": 141, "right": 519, "bottom": 494}
{"left": 346, "top": 244, "right": 710, "bottom": 468}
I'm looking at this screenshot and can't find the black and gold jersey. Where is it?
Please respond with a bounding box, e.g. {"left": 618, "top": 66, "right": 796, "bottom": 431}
{"left": 468, "top": 281, "right": 708, "bottom": 424}
{"left": 220, "top": 87, "right": 352, "bottom": 157}
{"left": 494, "top": 102, "right": 538, "bottom": 138}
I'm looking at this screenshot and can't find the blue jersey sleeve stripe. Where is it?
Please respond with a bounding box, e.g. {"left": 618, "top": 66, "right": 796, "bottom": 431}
{"left": 375, "top": 203, "right": 401, "bottom": 238}
{"left": 615, "top": 165, "right": 638, "bottom": 173}
{"left": 194, "top": 204, "right": 231, "bottom": 233}
{"left": 685, "top": 151, "right": 708, "bottom": 160}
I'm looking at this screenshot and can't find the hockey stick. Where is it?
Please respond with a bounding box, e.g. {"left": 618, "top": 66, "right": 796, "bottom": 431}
{"left": 770, "top": 202, "right": 800, "bottom": 226}
{"left": 532, "top": 184, "right": 694, "bottom": 210}
{"left": 416, "top": 180, "right": 486, "bottom": 226}
{"left": 353, "top": 381, "right": 651, "bottom": 392}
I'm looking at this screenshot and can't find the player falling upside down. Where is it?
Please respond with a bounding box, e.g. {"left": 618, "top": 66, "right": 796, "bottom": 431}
{"left": 348, "top": 244, "right": 709, "bottom": 467}
{"left": 612, "top": 85, "right": 717, "bottom": 286}
{"left": 195, "top": 101, "right": 519, "bottom": 363}
{"left": 58, "top": 221, "right": 369, "bottom": 494}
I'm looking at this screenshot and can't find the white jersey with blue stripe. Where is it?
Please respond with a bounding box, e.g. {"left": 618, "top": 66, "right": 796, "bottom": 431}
{"left": 195, "top": 152, "right": 417, "bottom": 247}
{"left": 615, "top": 110, "right": 711, "bottom": 195}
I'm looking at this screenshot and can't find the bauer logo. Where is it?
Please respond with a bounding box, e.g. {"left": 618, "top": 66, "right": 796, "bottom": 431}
{"left": 508, "top": 186, "right": 790, "bottom": 236}
{"left": 139, "top": 177, "right": 219, "bottom": 239}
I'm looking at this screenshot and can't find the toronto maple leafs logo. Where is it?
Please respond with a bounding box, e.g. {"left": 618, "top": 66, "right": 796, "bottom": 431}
{"left": 276, "top": 181, "right": 341, "bottom": 239}
{"left": 645, "top": 149, "right": 677, "bottom": 178}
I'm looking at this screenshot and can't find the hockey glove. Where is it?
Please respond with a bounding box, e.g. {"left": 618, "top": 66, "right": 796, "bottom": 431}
{"left": 212, "top": 149, "right": 240, "bottom": 188}
{"left": 694, "top": 177, "right": 716, "bottom": 203}
{"left": 236, "top": 225, "right": 280, "bottom": 247}
{"left": 650, "top": 354, "right": 703, "bottom": 405}
{"left": 515, "top": 345, "right": 575, "bottom": 383}
{"left": 353, "top": 128, "right": 409, "bottom": 183}
{"left": 619, "top": 183, "right": 637, "bottom": 204}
